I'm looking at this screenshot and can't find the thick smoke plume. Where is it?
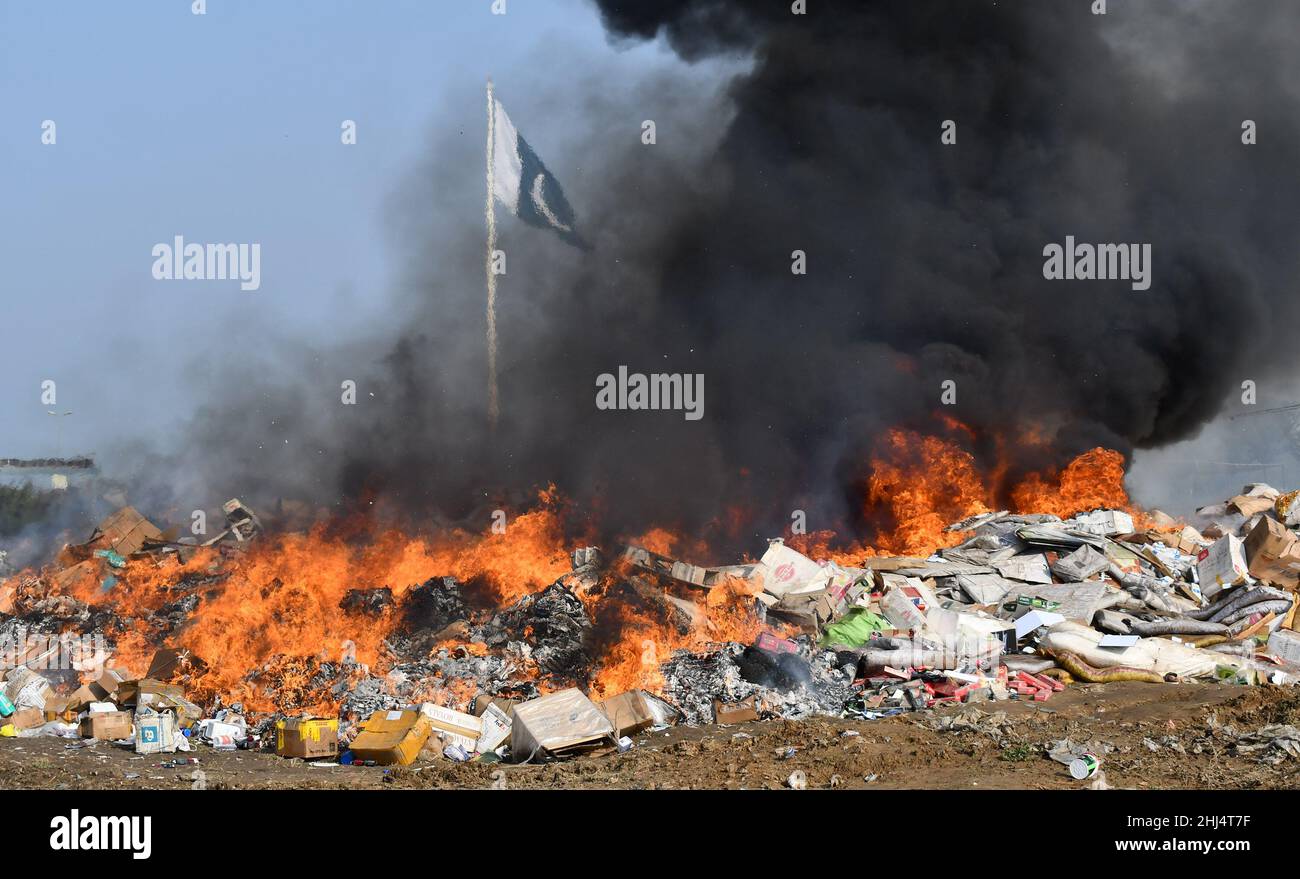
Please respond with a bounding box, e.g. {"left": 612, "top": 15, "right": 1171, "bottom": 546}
{"left": 136, "top": 1, "right": 1300, "bottom": 551}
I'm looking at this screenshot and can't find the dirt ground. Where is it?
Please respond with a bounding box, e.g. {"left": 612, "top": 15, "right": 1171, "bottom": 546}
{"left": 2, "top": 682, "right": 1298, "bottom": 790}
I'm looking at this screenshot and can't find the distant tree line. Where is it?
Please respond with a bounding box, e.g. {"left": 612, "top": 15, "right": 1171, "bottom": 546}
{"left": 0, "top": 484, "right": 55, "bottom": 536}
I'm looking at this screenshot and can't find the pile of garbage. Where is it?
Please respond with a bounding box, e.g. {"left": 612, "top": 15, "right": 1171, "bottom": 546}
{"left": 1, "top": 482, "right": 1300, "bottom": 768}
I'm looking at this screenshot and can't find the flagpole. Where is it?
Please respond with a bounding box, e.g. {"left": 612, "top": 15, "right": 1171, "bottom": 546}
{"left": 485, "top": 78, "right": 499, "bottom": 431}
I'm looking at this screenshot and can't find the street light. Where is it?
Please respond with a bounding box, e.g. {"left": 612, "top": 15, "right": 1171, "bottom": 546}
{"left": 46, "top": 410, "right": 72, "bottom": 458}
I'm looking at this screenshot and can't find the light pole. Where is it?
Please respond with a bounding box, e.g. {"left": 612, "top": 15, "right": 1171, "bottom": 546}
{"left": 46, "top": 410, "right": 72, "bottom": 458}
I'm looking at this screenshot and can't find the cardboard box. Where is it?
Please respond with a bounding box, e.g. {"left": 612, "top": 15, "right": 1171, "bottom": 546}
{"left": 1069, "top": 510, "right": 1135, "bottom": 536}
{"left": 91, "top": 506, "right": 163, "bottom": 556}
{"left": 509, "top": 689, "right": 613, "bottom": 761}
{"left": 472, "top": 695, "right": 519, "bottom": 718}
{"left": 44, "top": 696, "right": 76, "bottom": 724}
{"left": 114, "top": 678, "right": 182, "bottom": 707}
{"left": 117, "top": 679, "right": 201, "bottom": 724}
{"left": 80, "top": 711, "right": 132, "bottom": 740}
{"left": 3, "top": 667, "right": 52, "bottom": 711}
{"left": 350, "top": 709, "right": 431, "bottom": 766}
{"left": 145, "top": 647, "right": 206, "bottom": 681}
{"left": 477, "top": 703, "right": 512, "bottom": 754}
{"left": 1170, "top": 525, "right": 1207, "bottom": 555}
{"left": 1197, "top": 535, "right": 1250, "bottom": 599}
{"left": 1050, "top": 544, "right": 1109, "bottom": 581}
{"left": 881, "top": 587, "right": 926, "bottom": 630}
{"left": 67, "top": 684, "right": 98, "bottom": 712}
{"left": 1268, "top": 629, "right": 1300, "bottom": 665}
{"left": 769, "top": 588, "right": 836, "bottom": 632}
{"left": 419, "top": 703, "right": 482, "bottom": 752}
{"left": 993, "top": 554, "right": 1052, "bottom": 584}
{"left": 713, "top": 695, "right": 759, "bottom": 724}
{"left": 275, "top": 717, "right": 339, "bottom": 759}
{"left": 599, "top": 690, "right": 655, "bottom": 737}
{"left": 10, "top": 706, "right": 44, "bottom": 730}
{"left": 757, "top": 540, "right": 823, "bottom": 598}
{"left": 1230, "top": 495, "right": 1276, "bottom": 517}
{"left": 1244, "top": 517, "right": 1300, "bottom": 588}
{"left": 88, "top": 668, "right": 128, "bottom": 702}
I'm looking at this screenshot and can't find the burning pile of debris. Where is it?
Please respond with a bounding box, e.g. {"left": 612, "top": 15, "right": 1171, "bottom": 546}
{"left": 2, "top": 472, "right": 1300, "bottom": 768}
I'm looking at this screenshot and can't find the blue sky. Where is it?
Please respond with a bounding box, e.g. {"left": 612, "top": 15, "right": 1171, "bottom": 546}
{"left": 0, "top": 0, "right": 695, "bottom": 460}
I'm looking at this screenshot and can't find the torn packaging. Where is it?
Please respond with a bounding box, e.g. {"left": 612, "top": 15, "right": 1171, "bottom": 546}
{"left": 599, "top": 690, "right": 656, "bottom": 737}
{"left": 146, "top": 648, "right": 204, "bottom": 681}
{"left": 44, "top": 697, "right": 76, "bottom": 724}
{"left": 623, "top": 545, "right": 708, "bottom": 587}
{"left": 472, "top": 695, "right": 520, "bottom": 718}
{"left": 477, "top": 704, "right": 512, "bottom": 753}
{"left": 1269, "top": 629, "right": 1300, "bottom": 665}
{"left": 10, "top": 706, "right": 44, "bottom": 730}
{"left": 88, "top": 507, "right": 164, "bottom": 557}
{"left": 768, "top": 588, "right": 836, "bottom": 632}
{"left": 1244, "top": 516, "right": 1300, "bottom": 588}
{"left": 1197, "top": 535, "right": 1251, "bottom": 599}
{"left": 1051, "top": 545, "right": 1110, "bottom": 582}
{"left": 222, "top": 497, "right": 263, "bottom": 542}
{"left": 419, "top": 703, "right": 483, "bottom": 752}
{"left": 713, "top": 695, "right": 759, "bottom": 724}
{"left": 622, "top": 546, "right": 758, "bottom": 590}
{"left": 757, "top": 540, "right": 824, "bottom": 598}
{"left": 509, "top": 688, "right": 613, "bottom": 761}
{"left": 954, "top": 573, "right": 1016, "bottom": 605}
{"left": 881, "top": 586, "right": 927, "bottom": 631}
{"left": 1068, "top": 510, "right": 1135, "bottom": 537}
{"left": 88, "top": 668, "right": 128, "bottom": 702}
{"left": 1230, "top": 495, "right": 1277, "bottom": 518}
{"left": 1016, "top": 583, "right": 1116, "bottom": 625}
{"left": 3, "top": 667, "right": 52, "bottom": 711}
{"left": 992, "top": 554, "right": 1052, "bottom": 584}
{"left": 350, "top": 709, "right": 432, "bottom": 766}
{"left": 118, "top": 679, "right": 202, "bottom": 725}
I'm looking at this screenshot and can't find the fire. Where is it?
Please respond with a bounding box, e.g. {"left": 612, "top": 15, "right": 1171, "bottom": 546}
{"left": 588, "top": 573, "right": 771, "bottom": 698}
{"left": 842, "top": 425, "right": 1132, "bottom": 561}
{"left": 863, "top": 428, "right": 994, "bottom": 556}
{"left": 1009, "top": 446, "right": 1131, "bottom": 519}
{"left": 20, "top": 492, "right": 573, "bottom": 714}
{"left": 3, "top": 423, "right": 1135, "bottom": 717}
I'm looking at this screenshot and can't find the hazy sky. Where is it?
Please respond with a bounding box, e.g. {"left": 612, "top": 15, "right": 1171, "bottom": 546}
{"left": 0, "top": 0, "right": 689, "bottom": 460}
{"left": 5, "top": 1, "right": 1297, "bottom": 519}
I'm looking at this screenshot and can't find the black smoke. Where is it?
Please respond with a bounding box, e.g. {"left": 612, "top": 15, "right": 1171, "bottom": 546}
{"left": 143, "top": 0, "right": 1300, "bottom": 552}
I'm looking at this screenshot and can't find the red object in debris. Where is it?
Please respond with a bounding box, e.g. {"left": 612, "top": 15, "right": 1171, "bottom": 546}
{"left": 1015, "top": 671, "right": 1046, "bottom": 690}
{"left": 931, "top": 679, "right": 977, "bottom": 701}
{"left": 1032, "top": 673, "right": 1065, "bottom": 692}
{"left": 755, "top": 632, "right": 799, "bottom": 655}
{"left": 1033, "top": 689, "right": 1052, "bottom": 702}
{"left": 901, "top": 586, "right": 927, "bottom": 612}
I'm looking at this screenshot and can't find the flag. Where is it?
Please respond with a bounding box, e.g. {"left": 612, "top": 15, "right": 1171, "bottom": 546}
{"left": 490, "top": 96, "right": 585, "bottom": 248}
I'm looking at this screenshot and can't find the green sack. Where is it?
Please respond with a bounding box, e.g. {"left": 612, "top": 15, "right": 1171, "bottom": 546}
{"left": 819, "top": 606, "right": 888, "bottom": 648}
